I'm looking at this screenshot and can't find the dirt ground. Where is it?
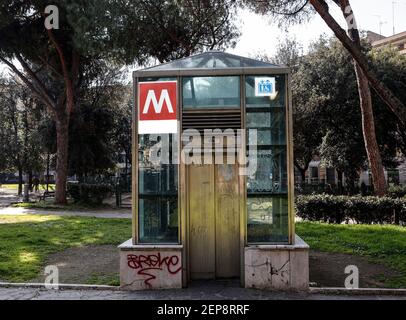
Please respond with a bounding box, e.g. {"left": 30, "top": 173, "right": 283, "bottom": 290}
{"left": 309, "top": 250, "right": 402, "bottom": 288}
{"left": 29, "top": 246, "right": 402, "bottom": 288}
{"left": 31, "top": 245, "right": 119, "bottom": 285}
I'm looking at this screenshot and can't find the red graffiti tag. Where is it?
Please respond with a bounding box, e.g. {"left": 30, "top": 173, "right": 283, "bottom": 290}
{"left": 127, "top": 253, "right": 181, "bottom": 286}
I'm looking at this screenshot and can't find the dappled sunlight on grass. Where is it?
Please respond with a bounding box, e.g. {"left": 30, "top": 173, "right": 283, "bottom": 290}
{"left": 19, "top": 251, "right": 38, "bottom": 263}
{"left": 0, "top": 214, "right": 61, "bottom": 224}
{"left": 0, "top": 214, "right": 131, "bottom": 282}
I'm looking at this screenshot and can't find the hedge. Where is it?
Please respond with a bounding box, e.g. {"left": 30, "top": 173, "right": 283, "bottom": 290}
{"left": 295, "top": 194, "right": 406, "bottom": 225}
{"left": 388, "top": 185, "right": 406, "bottom": 199}
{"left": 67, "top": 182, "right": 113, "bottom": 205}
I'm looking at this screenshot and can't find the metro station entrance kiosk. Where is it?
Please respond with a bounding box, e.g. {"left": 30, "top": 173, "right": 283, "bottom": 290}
{"left": 119, "top": 52, "right": 309, "bottom": 291}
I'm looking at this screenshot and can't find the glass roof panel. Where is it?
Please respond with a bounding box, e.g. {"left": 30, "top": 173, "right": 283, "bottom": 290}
{"left": 142, "top": 51, "right": 281, "bottom": 71}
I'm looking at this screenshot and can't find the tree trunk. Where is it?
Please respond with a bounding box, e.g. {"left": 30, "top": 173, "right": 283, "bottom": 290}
{"left": 55, "top": 118, "right": 69, "bottom": 204}
{"left": 336, "top": 0, "right": 387, "bottom": 196}
{"left": 46, "top": 152, "right": 50, "bottom": 193}
{"left": 28, "top": 171, "right": 33, "bottom": 192}
{"left": 18, "top": 166, "right": 23, "bottom": 196}
{"left": 309, "top": 0, "right": 406, "bottom": 126}
{"left": 294, "top": 160, "right": 310, "bottom": 184}
{"left": 337, "top": 170, "right": 344, "bottom": 194}
{"left": 354, "top": 66, "right": 387, "bottom": 196}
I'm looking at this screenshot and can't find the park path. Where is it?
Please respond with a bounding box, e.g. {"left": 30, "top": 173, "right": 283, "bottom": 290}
{"left": 0, "top": 189, "right": 21, "bottom": 208}
{"left": 0, "top": 206, "right": 131, "bottom": 219}
{"left": 0, "top": 188, "right": 131, "bottom": 219}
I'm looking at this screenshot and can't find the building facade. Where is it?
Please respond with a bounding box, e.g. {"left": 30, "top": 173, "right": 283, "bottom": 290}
{"left": 368, "top": 30, "right": 406, "bottom": 55}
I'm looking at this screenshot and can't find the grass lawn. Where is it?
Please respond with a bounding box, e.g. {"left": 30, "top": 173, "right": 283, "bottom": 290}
{"left": 0, "top": 214, "right": 404, "bottom": 288}
{"left": 0, "top": 214, "right": 131, "bottom": 284}
{"left": 297, "top": 222, "right": 406, "bottom": 288}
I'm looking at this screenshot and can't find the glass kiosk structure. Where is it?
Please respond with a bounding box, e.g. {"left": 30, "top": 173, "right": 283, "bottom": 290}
{"left": 119, "top": 52, "right": 309, "bottom": 291}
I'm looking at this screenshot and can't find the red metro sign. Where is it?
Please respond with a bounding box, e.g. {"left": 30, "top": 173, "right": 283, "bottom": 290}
{"left": 138, "top": 81, "right": 177, "bottom": 134}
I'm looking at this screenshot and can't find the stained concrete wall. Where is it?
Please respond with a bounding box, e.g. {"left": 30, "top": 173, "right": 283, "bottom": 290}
{"left": 244, "top": 235, "right": 309, "bottom": 291}
{"left": 119, "top": 240, "right": 183, "bottom": 290}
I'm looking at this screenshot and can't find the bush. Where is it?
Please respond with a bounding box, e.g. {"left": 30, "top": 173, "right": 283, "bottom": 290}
{"left": 67, "top": 182, "right": 113, "bottom": 205}
{"left": 388, "top": 185, "right": 406, "bottom": 199}
{"left": 295, "top": 194, "right": 406, "bottom": 225}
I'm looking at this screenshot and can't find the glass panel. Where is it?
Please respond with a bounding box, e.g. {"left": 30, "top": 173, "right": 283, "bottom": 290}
{"left": 139, "top": 77, "right": 177, "bottom": 82}
{"left": 143, "top": 52, "right": 278, "bottom": 71}
{"left": 137, "top": 76, "right": 179, "bottom": 243}
{"left": 247, "top": 148, "right": 287, "bottom": 194}
{"left": 246, "top": 112, "right": 270, "bottom": 128}
{"left": 245, "top": 74, "right": 288, "bottom": 243}
{"left": 182, "top": 76, "right": 240, "bottom": 108}
{"left": 247, "top": 111, "right": 286, "bottom": 145}
{"left": 245, "top": 75, "right": 286, "bottom": 108}
{"left": 138, "top": 134, "right": 178, "bottom": 242}
{"left": 247, "top": 196, "right": 289, "bottom": 243}
{"left": 139, "top": 197, "right": 178, "bottom": 243}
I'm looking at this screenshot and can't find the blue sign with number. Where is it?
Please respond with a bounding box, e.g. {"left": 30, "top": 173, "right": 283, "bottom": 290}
{"left": 258, "top": 80, "right": 273, "bottom": 94}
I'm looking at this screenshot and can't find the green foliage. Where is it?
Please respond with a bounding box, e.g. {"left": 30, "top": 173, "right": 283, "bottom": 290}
{"left": 295, "top": 37, "right": 367, "bottom": 187}
{"left": 242, "top": 0, "right": 315, "bottom": 28}
{"left": 67, "top": 183, "right": 113, "bottom": 205}
{"left": 37, "top": 69, "right": 132, "bottom": 178}
{"left": 0, "top": 78, "right": 45, "bottom": 176}
{"left": 388, "top": 185, "right": 406, "bottom": 199}
{"left": 0, "top": 0, "right": 240, "bottom": 202}
{"left": 109, "top": 0, "right": 240, "bottom": 63}
{"left": 0, "top": 0, "right": 240, "bottom": 65}
{"left": 296, "top": 194, "right": 406, "bottom": 224}
{"left": 297, "top": 222, "right": 406, "bottom": 288}
{"left": 370, "top": 46, "right": 406, "bottom": 158}
{"left": 283, "top": 36, "right": 404, "bottom": 187}
{"left": 0, "top": 214, "right": 130, "bottom": 283}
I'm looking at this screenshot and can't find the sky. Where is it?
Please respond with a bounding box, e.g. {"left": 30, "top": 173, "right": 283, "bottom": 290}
{"left": 230, "top": 0, "right": 406, "bottom": 57}
{"left": 1, "top": 0, "right": 406, "bottom": 75}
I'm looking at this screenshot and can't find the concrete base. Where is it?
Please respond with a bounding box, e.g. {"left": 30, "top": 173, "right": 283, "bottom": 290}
{"left": 118, "top": 239, "right": 183, "bottom": 290}
{"left": 244, "top": 235, "right": 309, "bottom": 291}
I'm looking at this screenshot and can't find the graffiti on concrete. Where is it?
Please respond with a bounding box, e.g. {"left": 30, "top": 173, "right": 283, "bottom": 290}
{"left": 247, "top": 257, "right": 290, "bottom": 286}
{"left": 127, "top": 253, "right": 181, "bottom": 286}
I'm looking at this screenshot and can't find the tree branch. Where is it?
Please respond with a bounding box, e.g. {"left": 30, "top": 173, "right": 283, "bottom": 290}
{"left": 0, "top": 56, "right": 55, "bottom": 114}
{"left": 15, "top": 54, "right": 56, "bottom": 110}
{"left": 309, "top": 0, "right": 406, "bottom": 127}
{"left": 45, "top": 27, "right": 75, "bottom": 115}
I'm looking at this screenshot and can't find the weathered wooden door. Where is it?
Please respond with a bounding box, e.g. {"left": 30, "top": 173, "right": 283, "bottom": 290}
{"left": 188, "top": 162, "right": 240, "bottom": 280}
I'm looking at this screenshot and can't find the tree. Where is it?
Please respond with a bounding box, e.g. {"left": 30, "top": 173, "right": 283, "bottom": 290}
{"left": 243, "top": 0, "right": 404, "bottom": 195}
{"left": 292, "top": 37, "right": 402, "bottom": 191}
{"left": 0, "top": 0, "right": 239, "bottom": 203}
{"left": 111, "top": 93, "right": 133, "bottom": 176}
{"left": 0, "top": 77, "right": 44, "bottom": 195}
{"left": 257, "top": 37, "right": 322, "bottom": 182}
{"left": 295, "top": 37, "right": 366, "bottom": 189}
{"left": 370, "top": 47, "right": 406, "bottom": 159}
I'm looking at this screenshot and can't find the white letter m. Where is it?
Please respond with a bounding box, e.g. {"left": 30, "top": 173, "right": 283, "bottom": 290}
{"left": 143, "top": 89, "right": 174, "bottom": 114}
